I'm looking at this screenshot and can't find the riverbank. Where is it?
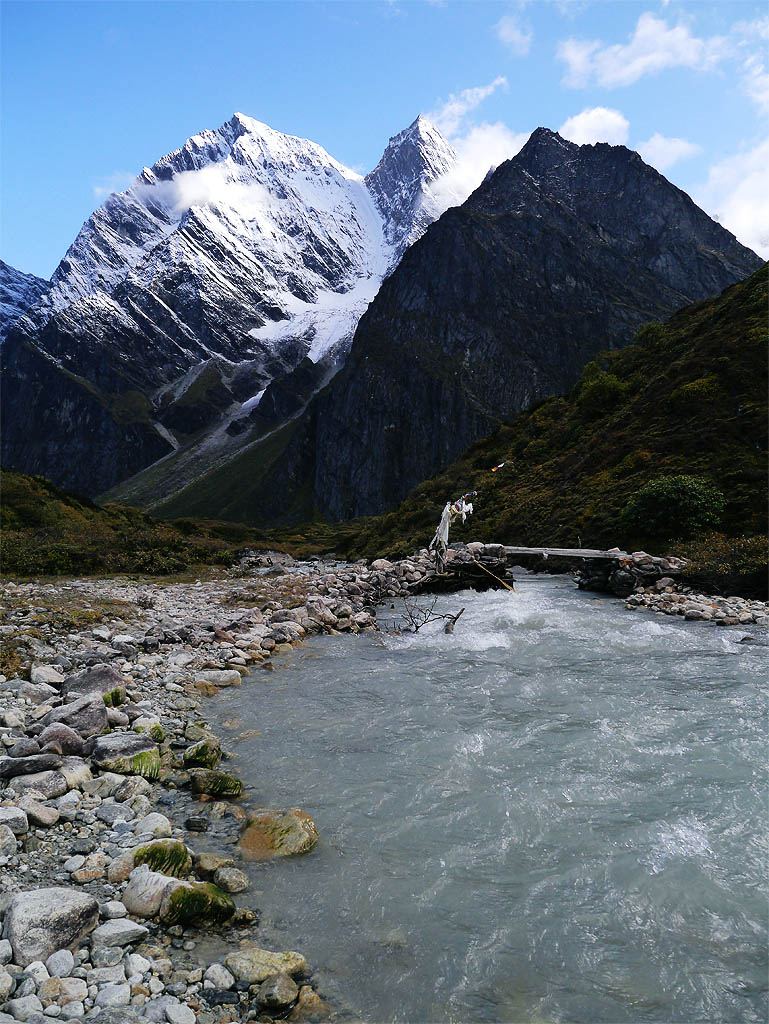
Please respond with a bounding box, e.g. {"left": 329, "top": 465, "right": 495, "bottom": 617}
{"left": 0, "top": 544, "right": 765, "bottom": 1023}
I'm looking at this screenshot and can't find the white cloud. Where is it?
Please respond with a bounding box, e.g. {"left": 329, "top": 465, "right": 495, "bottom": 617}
{"left": 741, "top": 53, "right": 769, "bottom": 115}
{"left": 92, "top": 172, "right": 135, "bottom": 201}
{"left": 496, "top": 14, "right": 532, "bottom": 56}
{"left": 431, "top": 122, "right": 529, "bottom": 213}
{"left": 692, "top": 137, "right": 769, "bottom": 259}
{"left": 557, "top": 12, "right": 728, "bottom": 88}
{"left": 636, "top": 133, "right": 702, "bottom": 171}
{"left": 559, "top": 107, "right": 629, "bottom": 145}
{"left": 428, "top": 76, "right": 525, "bottom": 213}
{"left": 136, "top": 163, "right": 272, "bottom": 220}
{"left": 430, "top": 76, "right": 508, "bottom": 136}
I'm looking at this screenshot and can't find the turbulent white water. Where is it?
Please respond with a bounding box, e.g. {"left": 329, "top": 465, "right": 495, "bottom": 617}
{"left": 212, "top": 576, "right": 768, "bottom": 1023}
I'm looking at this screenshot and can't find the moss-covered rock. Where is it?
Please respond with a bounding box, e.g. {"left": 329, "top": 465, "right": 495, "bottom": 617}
{"left": 237, "top": 807, "right": 318, "bottom": 862}
{"left": 182, "top": 736, "right": 221, "bottom": 770}
{"left": 189, "top": 769, "right": 242, "bottom": 798}
{"left": 133, "top": 839, "right": 192, "bottom": 878}
{"left": 102, "top": 686, "right": 125, "bottom": 708}
{"left": 90, "top": 734, "right": 161, "bottom": 780}
{"left": 149, "top": 724, "right": 165, "bottom": 743}
{"left": 159, "top": 880, "right": 235, "bottom": 926}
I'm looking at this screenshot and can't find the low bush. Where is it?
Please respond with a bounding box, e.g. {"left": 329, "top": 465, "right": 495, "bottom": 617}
{"left": 621, "top": 475, "right": 726, "bottom": 540}
{"left": 680, "top": 533, "right": 768, "bottom": 599}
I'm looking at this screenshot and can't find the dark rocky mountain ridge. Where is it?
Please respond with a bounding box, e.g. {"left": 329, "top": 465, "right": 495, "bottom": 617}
{"left": 151, "top": 129, "right": 762, "bottom": 526}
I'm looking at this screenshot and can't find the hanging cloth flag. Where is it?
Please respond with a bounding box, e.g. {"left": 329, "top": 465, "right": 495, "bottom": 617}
{"left": 430, "top": 492, "right": 475, "bottom": 568}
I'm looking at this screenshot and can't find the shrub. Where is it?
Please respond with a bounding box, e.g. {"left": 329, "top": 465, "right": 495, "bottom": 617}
{"left": 620, "top": 474, "right": 726, "bottom": 540}
{"left": 680, "top": 533, "right": 768, "bottom": 599}
{"left": 669, "top": 375, "right": 720, "bottom": 414}
{"left": 577, "top": 372, "right": 629, "bottom": 419}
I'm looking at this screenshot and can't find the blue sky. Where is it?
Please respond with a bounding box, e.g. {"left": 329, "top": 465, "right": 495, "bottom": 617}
{"left": 2, "top": 0, "right": 767, "bottom": 277}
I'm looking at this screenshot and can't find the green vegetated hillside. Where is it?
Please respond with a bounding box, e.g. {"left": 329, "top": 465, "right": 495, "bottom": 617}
{"left": 275, "top": 266, "right": 768, "bottom": 569}
{"left": 0, "top": 471, "right": 277, "bottom": 577}
{"left": 2, "top": 267, "right": 767, "bottom": 595}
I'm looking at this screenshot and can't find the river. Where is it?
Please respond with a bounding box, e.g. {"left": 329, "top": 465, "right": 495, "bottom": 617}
{"left": 210, "top": 575, "right": 767, "bottom": 1023}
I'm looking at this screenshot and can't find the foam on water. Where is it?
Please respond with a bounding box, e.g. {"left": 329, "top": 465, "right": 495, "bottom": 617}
{"left": 211, "top": 576, "right": 768, "bottom": 1023}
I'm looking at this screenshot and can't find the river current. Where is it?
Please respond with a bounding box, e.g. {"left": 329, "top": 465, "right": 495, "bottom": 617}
{"left": 210, "top": 576, "right": 767, "bottom": 1023}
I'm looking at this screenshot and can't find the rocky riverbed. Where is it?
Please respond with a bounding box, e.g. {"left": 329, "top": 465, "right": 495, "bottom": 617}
{"left": 0, "top": 543, "right": 765, "bottom": 1024}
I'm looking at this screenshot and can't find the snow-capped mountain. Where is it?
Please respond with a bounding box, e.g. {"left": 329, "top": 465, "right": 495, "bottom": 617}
{"left": 0, "top": 260, "right": 48, "bottom": 342}
{"left": 365, "top": 115, "right": 457, "bottom": 261}
{"left": 1, "top": 112, "right": 457, "bottom": 495}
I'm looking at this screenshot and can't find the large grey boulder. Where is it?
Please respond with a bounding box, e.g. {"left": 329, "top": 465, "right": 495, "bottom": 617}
{"left": 9, "top": 770, "right": 68, "bottom": 799}
{"left": 39, "top": 695, "right": 108, "bottom": 738}
{"left": 89, "top": 734, "right": 160, "bottom": 779}
{"left": 38, "top": 723, "right": 84, "bottom": 755}
{"left": 3, "top": 887, "right": 98, "bottom": 966}
{"left": 0, "top": 806, "right": 28, "bottom": 834}
{"left": 0, "top": 753, "right": 62, "bottom": 779}
{"left": 62, "top": 664, "right": 126, "bottom": 706}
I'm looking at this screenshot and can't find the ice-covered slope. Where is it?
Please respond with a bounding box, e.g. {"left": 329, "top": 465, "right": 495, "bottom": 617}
{"left": 0, "top": 260, "right": 48, "bottom": 342}
{"left": 2, "top": 112, "right": 457, "bottom": 495}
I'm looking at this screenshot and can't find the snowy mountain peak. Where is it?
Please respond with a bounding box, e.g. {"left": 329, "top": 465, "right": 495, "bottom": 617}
{"left": 365, "top": 115, "right": 456, "bottom": 258}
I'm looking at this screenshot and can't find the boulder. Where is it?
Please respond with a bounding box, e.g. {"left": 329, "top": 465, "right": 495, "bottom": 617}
{"left": 62, "top": 664, "right": 126, "bottom": 706}
{"left": 182, "top": 737, "right": 221, "bottom": 769}
{"left": 90, "top": 733, "right": 160, "bottom": 780}
{"left": 159, "top": 880, "right": 235, "bottom": 926}
{"left": 0, "top": 824, "right": 17, "bottom": 856}
{"left": 10, "top": 770, "right": 68, "bottom": 799}
{"left": 122, "top": 865, "right": 180, "bottom": 918}
{"left": 0, "top": 753, "right": 62, "bottom": 779}
{"left": 237, "top": 808, "right": 318, "bottom": 861}
{"left": 58, "top": 757, "right": 92, "bottom": 790}
{"left": 18, "top": 795, "right": 59, "bottom": 827}
{"left": 38, "top": 723, "right": 84, "bottom": 755}
{"left": 193, "top": 670, "right": 242, "bottom": 688}
{"left": 0, "top": 806, "right": 29, "bottom": 835}
{"left": 30, "top": 665, "right": 65, "bottom": 686}
{"left": 213, "top": 866, "right": 249, "bottom": 893}
{"left": 19, "top": 680, "right": 59, "bottom": 704}
{"left": 224, "top": 946, "right": 306, "bottom": 985}
{"left": 90, "top": 918, "right": 149, "bottom": 947}
{"left": 255, "top": 972, "right": 299, "bottom": 1011}
{"left": 193, "top": 852, "right": 233, "bottom": 879}
{"left": 289, "top": 985, "right": 331, "bottom": 1021}
{"left": 40, "top": 695, "right": 108, "bottom": 738}
{"left": 133, "top": 811, "right": 172, "bottom": 837}
{"left": 3, "top": 887, "right": 98, "bottom": 966}
{"left": 203, "top": 963, "right": 235, "bottom": 989}
{"left": 133, "top": 839, "right": 192, "bottom": 878}
{"left": 189, "top": 769, "right": 242, "bottom": 798}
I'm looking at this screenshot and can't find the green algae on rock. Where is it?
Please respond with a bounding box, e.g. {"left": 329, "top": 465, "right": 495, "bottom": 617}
{"left": 133, "top": 839, "right": 192, "bottom": 878}
{"left": 89, "top": 733, "right": 161, "bottom": 780}
{"left": 159, "top": 879, "right": 235, "bottom": 926}
{"left": 189, "top": 768, "right": 242, "bottom": 797}
{"left": 237, "top": 807, "right": 318, "bottom": 862}
{"left": 182, "top": 736, "right": 222, "bottom": 770}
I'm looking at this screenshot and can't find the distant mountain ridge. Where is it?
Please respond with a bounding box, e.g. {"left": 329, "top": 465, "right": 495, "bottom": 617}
{"left": 148, "top": 129, "right": 762, "bottom": 527}
{"left": 0, "top": 260, "right": 48, "bottom": 342}
{"left": 1, "top": 113, "right": 457, "bottom": 494}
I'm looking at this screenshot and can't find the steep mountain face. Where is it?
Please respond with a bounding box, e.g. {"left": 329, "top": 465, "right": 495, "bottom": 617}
{"left": 306, "top": 130, "right": 763, "bottom": 520}
{"left": 156, "top": 129, "right": 761, "bottom": 526}
{"left": 1, "top": 114, "right": 456, "bottom": 494}
{"left": 0, "top": 261, "right": 48, "bottom": 342}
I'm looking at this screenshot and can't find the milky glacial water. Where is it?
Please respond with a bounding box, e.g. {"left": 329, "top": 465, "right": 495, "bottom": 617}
{"left": 211, "top": 577, "right": 767, "bottom": 1023}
